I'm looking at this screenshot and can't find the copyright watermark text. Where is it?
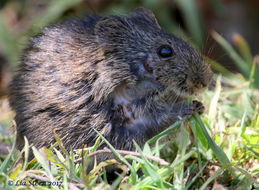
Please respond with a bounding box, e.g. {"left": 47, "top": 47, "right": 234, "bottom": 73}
{"left": 8, "top": 180, "right": 62, "bottom": 187}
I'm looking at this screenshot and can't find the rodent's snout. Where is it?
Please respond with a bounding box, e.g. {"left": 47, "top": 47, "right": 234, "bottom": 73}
{"left": 186, "top": 65, "right": 213, "bottom": 92}
{"left": 186, "top": 74, "right": 210, "bottom": 89}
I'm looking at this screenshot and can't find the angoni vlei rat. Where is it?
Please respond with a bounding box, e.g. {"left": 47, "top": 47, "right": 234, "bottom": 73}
{"left": 9, "top": 8, "right": 213, "bottom": 159}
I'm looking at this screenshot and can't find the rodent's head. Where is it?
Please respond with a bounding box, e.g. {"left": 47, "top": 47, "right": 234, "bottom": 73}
{"left": 95, "top": 7, "right": 212, "bottom": 98}
{"left": 153, "top": 37, "right": 213, "bottom": 97}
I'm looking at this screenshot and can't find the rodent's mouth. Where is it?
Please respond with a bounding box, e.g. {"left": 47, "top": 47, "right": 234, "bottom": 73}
{"left": 173, "top": 75, "right": 193, "bottom": 98}
{"left": 174, "top": 86, "right": 195, "bottom": 98}
{"left": 173, "top": 73, "right": 209, "bottom": 98}
{"left": 174, "top": 84, "right": 205, "bottom": 98}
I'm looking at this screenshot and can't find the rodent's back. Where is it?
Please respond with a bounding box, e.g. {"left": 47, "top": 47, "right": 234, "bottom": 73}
{"left": 10, "top": 15, "right": 111, "bottom": 150}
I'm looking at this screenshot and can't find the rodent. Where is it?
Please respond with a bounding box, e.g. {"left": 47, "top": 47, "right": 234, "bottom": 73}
{"left": 9, "top": 8, "right": 212, "bottom": 159}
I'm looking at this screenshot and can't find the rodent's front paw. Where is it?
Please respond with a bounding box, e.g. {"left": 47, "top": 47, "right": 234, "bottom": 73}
{"left": 111, "top": 105, "right": 125, "bottom": 127}
{"left": 177, "top": 100, "right": 204, "bottom": 118}
{"left": 192, "top": 100, "right": 205, "bottom": 115}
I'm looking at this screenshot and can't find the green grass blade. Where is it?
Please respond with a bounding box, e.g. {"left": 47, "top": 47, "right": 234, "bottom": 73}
{"left": 174, "top": 0, "right": 204, "bottom": 47}
{"left": 0, "top": 13, "right": 19, "bottom": 66}
{"left": 173, "top": 127, "right": 190, "bottom": 189}
{"left": 249, "top": 59, "right": 258, "bottom": 88}
{"left": 184, "top": 161, "right": 208, "bottom": 190}
{"left": 134, "top": 141, "right": 163, "bottom": 187}
{"left": 29, "top": 0, "right": 82, "bottom": 34}
{"left": 199, "top": 168, "right": 224, "bottom": 190}
{"left": 132, "top": 151, "right": 196, "bottom": 189}
{"left": 0, "top": 133, "right": 17, "bottom": 174}
{"left": 206, "top": 57, "right": 233, "bottom": 76}
{"left": 32, "top": 147, "right": 55, "bottom": 181}
{"left": 93, "top": 129, "right": 137, "bottom": 183}
{"left": 193, "top": 115, "right": 231, "bottom": 167}
{"left": 191, "top": 121, "right": 208, "bottom": 151}
{"left": 208, "top": 75, "right": 221, "bottom": 126}
{"left": 212, "top": 31, "right": 249, "bottom": 77}
{"left": 232, "top": 33, "right": 253, "bottom": 64}
{"left": 147, "top": 120, "right": 182, "bottom": 144}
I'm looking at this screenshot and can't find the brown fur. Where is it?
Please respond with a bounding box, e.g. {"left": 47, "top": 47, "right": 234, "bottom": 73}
{"left": 9, "top": 8, "right": 212, "bottom": 158}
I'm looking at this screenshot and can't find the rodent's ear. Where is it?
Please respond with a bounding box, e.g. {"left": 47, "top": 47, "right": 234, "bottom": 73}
{"left": 132, "top": 7, "right": 161, "bottom": 29}
{"left": 95, "top": 16, "right": 130, "bottom": 46}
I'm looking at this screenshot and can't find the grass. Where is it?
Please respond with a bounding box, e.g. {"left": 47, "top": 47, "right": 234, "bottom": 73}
{"left": 0, "top": 74, "right": 258, "bottom": 189}
{"left": 0, "top": 37, "right": 258, "bottom": 189}
{"left": 0, "top": 1, "right": 258, "bottom": 189}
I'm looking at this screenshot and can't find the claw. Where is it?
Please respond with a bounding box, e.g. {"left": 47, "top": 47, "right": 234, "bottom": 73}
{"left": 192, "top": 100, "right": 204, "bottom": 114}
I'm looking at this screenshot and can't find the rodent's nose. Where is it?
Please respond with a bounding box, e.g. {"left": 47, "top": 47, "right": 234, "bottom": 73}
{"left": 187, "top": 75, "right": 209, "bottom": 89}
{"left": 199, "top": 79, "right": 208, "bottom": 88}
{"left": 201, "top": 81, "right": 208, "bottom": 88}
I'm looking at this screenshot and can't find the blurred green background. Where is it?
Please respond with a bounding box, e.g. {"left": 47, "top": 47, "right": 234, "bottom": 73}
{"left": 0, "top": 0, "right": 259, "bottom": 97}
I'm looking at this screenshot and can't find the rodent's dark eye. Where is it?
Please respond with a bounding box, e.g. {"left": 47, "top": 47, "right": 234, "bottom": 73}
{"left": 157, "top": 45, "right": 174, "bottom": 58}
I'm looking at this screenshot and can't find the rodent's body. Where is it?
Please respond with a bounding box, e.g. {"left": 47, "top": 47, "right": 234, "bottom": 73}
{"left": 10, "top": 8, "right": 212, "bottom": 156}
